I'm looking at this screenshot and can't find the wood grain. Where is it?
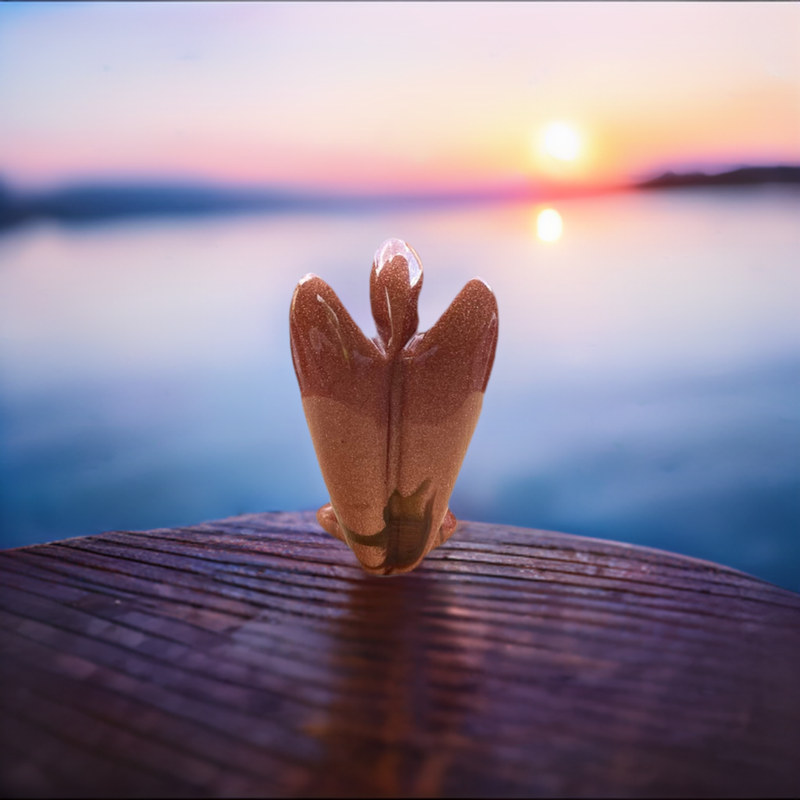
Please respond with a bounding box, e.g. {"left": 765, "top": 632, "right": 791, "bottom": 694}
{"left": 1, "top": 512, "right": 798, "bottom": 798}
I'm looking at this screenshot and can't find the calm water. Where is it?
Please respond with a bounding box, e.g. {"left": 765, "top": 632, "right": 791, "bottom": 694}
{"left": 1, "top": 187, "right": 798, "bottom": 590}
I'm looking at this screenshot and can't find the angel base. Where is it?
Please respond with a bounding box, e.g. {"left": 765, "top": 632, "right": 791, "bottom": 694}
{"left": 317, "top": 499, "right": 458, "bottom": 576}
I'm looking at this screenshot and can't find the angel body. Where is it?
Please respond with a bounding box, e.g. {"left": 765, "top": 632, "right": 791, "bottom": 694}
{"left": 290, "top": 239, "right": 498, "bottom": 575}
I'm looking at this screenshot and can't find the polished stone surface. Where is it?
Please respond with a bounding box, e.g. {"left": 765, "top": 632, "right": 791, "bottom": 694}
{"left": 290, "top": 239, "right": 498, "bottom": 574}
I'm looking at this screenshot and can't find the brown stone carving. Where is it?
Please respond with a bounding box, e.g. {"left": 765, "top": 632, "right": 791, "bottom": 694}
{"left": 290, "top": 239, "right": 498, "bottom": 575}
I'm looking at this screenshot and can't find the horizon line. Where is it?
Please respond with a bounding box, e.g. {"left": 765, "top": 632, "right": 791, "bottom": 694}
{"left": 1, "top": 164, "right": 798, "bottom": 231}
{"left": 3, "top": 161, "right": 800, "bottom": 198}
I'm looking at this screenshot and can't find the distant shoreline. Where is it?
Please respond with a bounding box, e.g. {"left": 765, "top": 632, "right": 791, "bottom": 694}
{"left": 1, "top": 165, "right": 798, "bottom": 231}
{"left": 636, "top": 165, "right": 800, "bottom": 190}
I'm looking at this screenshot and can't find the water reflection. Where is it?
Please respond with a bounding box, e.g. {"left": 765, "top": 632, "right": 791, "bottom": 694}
{"left": 0, "top": 189, "right": 798, "bottom": 590}
{"left": 536, "top": 207, "right": 563, "bottom": 242}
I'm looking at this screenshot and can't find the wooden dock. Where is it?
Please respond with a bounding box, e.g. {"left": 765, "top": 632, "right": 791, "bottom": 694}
{"left": 1, "top": 511, "right": 798, "bottom": 797}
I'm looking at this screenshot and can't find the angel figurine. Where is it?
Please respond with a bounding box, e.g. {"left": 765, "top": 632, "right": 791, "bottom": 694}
{"left": 290, "top": 239, "right": 498, "bottom": 575}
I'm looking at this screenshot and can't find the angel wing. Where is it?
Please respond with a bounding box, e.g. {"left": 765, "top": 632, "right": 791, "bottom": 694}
{"left": 394, "top": 277, "right": 498, "bottom": 553}
{"left": 289, "top": 240, "right": 498, "bottom": 575}
{"left": 289, "top": 273, "right": 390, "bottom": 553}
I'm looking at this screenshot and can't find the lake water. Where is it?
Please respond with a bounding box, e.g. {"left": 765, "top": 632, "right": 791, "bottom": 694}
{"left": 1, "top": 187, "right": 798, "bottom": 590}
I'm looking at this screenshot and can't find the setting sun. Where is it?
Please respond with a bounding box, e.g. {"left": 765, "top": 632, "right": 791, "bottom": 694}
{"left": 543, "top": 123, "right": 582, "bottom": 162}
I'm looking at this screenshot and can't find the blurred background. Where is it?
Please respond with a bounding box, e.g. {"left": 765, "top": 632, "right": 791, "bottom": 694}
{"left": 0, "top": 2, "right": 798, "bottom": 590}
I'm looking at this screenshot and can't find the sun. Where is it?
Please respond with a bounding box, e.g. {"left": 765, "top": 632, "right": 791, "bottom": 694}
{"left": 542, "top": 122, "right": 581, "bottom": 162}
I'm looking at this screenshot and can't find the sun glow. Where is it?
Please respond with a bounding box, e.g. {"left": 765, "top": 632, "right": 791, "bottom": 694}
{"left": 536, "top": 208, "right": 563, "bottom": 242}
{"left": 543, "top": 122, "right": 581, "bottom": 162}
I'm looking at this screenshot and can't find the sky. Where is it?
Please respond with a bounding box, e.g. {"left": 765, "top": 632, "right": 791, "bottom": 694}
{"left": 0, "top": 2, "right": 798, "bottom": 193}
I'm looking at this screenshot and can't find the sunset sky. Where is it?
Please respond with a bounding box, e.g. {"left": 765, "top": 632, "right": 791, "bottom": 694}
{"left": 1, "top": 2, "right": 798, "bottom": 192}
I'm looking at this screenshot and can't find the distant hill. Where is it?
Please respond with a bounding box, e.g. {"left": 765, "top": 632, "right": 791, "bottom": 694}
{"left": 0, "top": 181, "right": 342, "bottom": 230}
{"left": 636, "top": 165, "right": 800, "bottom": 190}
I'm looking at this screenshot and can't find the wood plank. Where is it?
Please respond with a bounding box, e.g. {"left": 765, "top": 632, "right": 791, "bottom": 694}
{"left": 1, "top": 512, "right": 798, "bottom": 797}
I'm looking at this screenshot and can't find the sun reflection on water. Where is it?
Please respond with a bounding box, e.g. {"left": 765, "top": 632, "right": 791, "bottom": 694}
{"left": 536, "top": 207, "right": 563, "bottom": 242}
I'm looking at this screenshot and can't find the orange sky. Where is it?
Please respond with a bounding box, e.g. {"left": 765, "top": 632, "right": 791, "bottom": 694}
{"left": 0, "top": 2, "right": 798, "bottom": 192}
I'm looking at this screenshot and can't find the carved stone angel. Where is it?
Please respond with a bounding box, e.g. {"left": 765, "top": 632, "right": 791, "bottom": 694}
{"left": 290, "top": 239, "right": 498, "bottom": 575}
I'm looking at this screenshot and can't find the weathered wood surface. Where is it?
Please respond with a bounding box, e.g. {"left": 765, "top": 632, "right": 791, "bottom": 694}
{"left": 1, "top": 511, "right": 798, "bottom": 798}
